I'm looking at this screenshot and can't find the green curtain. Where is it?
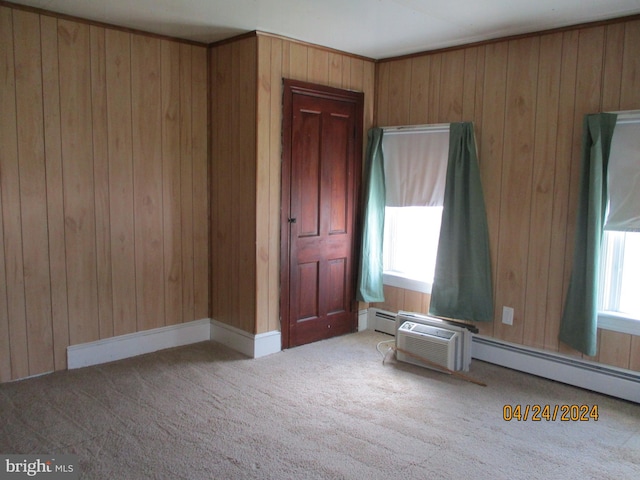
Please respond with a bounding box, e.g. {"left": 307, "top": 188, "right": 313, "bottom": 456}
{"left": 357, "top": 128, "right": 386, "bottom": 303}
{"left": 429, "top": 122, "right": 493, "bottom": 322}
{"left": 559, "top": 113, "right": 617, "bottom": 356}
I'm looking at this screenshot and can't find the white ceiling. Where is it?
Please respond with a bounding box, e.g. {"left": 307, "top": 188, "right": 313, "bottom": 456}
{"left": 10, "top": 0, "right": 640, "bottom": 59}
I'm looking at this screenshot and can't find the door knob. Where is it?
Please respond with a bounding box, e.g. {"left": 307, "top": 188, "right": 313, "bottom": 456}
{"left": 288, "top": 217, "right": 297, "bottom": 223}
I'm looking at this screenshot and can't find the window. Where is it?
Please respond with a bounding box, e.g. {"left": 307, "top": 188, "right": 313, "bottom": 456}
{"left": 380, "top": 125, "right": 449, "bottom": 294}
{"left": 597, "top": 112, "right": 640, "bottom": 335}
{"left": 383, "top": 206, "right": 442, "bottom": 292}
{"left": 599, "top": 231, "right": 640, "bottom": 332}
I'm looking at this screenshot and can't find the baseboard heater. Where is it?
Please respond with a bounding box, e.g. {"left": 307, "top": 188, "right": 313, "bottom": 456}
{"left": 371, "top": 310, "right": 397, "bottom": 335}
{"left": 369, "top": 308, "right": 640, "bottom": 403}
{"left": 473, "top": 335, "right": 640, "bottom": 404}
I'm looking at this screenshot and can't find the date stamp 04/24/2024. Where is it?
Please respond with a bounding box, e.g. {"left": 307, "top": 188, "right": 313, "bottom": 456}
{"left": 503, "top": 404, "right": 599, "bottom": 422}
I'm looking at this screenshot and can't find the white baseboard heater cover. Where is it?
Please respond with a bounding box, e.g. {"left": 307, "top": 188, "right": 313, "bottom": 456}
{"left": 371, "top": 310, "right": 397, "bottom": 335}
{"left": 473, "top": 335, "right": 640, "bottom": 404}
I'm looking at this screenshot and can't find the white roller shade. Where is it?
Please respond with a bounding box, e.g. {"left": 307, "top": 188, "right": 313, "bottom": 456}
{"left": 605, "top": 114, "right": 640, "bottom": 232}
{"left": 382, "top": 125, "right": 449, "bottom": 207}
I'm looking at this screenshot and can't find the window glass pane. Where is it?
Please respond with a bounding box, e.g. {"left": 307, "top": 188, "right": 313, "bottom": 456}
{"left": 599, "top": 231, "right": 640, "bottom": 319}
{"left": 618, "top": 232, "right": 640, "bottom": 317}
{"left": 383, "top": 206, "right": 443, "bottom": 283}
{"left": 604, "top": 120, "right": 640, "bottom": 231}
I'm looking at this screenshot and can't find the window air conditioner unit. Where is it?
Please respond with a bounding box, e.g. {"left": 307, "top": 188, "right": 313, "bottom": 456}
{"left": 395, "top": 311, "right": 473, "bottom": 372}
{"left": 396, "top": 321, "right": 459, "bottom": 371}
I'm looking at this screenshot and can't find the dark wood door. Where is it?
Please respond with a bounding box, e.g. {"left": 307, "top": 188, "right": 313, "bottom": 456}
{"left": 281, "top": 80, "right": 363, "bottom": 349}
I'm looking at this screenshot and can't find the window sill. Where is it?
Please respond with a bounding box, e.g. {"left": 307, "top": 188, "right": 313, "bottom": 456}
{"left": 598, "top": 312, "right": 640, "bottom": 336}
{"left": 382, "top": 272, "right": 432, "bottom": 294}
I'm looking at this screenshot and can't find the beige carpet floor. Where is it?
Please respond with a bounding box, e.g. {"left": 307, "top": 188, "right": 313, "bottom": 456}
{"left": 1, "top": 330, "right": 639, "bottom": 479}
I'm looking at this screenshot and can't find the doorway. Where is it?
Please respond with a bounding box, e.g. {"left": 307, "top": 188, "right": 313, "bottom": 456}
{"left": 280, "top": 79, "right": 364, "bottom": 349}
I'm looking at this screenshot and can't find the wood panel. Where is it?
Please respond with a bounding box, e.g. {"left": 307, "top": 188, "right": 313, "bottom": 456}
{"left": 523, "top": 33, "right": 562, "bottom": 350}
{"left": 631, "top": 337, "right": 640, "bottom": 371}
{"left": 477, "top": 42, "right": 508, "bottom": 338}
{"left": 439, "top": 49, "right": 464, "bottom": 122}
{"left": 462, "top": 47, "right": 479, "bottom": 121}
{"left": 598, "top": 330, "right": 632, "bottom": 368}
{"left": 620, "top": 20, "right": 640, "bottom": 106}
{"left": 14, "top": 10, "right": 54, "bottom": 374}
{"left": 328, "top": 52, "right": 343, "bottom": 87}
{"left": 192, "top": 45, "right": 209, "bottom": 320}
{"left": 427, "top": 54, "right": 443, "bottom": 124}
{"left": 58, "top": 19, "right": 100, "bottom": 346}
{"left": 408, "top": 56, "right": 429, "bottom": 125}
{"left": 0, "top": 6, "right": 27, "bottom": 380}
{"left": 545, "top": 30, "right": 579, "bottom": 352}
{"left": 308, "top": 48, "right": 329, "bottom": 85}
{"left": 210, "top": 38, "right": 257, "bottom": 333}
{"left": 362, "top": 57, "right": 376, "bottom": 140}
{"left": 179, "top": 43, "right": 195, "bottom": 324}
{"left": 289, "top": 42, "right": 308, "bottom": 81}
{"left": 349, "top": 58, "right": 365, "bottom": 93}
{"left": 0, "top": 4, "right": 209, "bottom": 382}
{"left": 161, "top": 39, "right": 183, "bottom": 326}
{"left": 387, "top": 58, "right": 411, "bottom": 126}
{"left": 210, "top": 44, "right": 233, "bottom": 326}
{"left": 256, "top": 36, "right": 273, "bottom": 333}
{"left": 208, "top": 46, "right": 219, "bottom": 320}
{"left": 267, "top": 39, "right": 284, "bottom": 332}
{"left": 375, "top": 62, "right": 391, "bottom": 126}
{"left": 232, "top": 38, "right": 257, "bottom": 333}
{"left": 132, "top": 35, "right": 165, "bottom": 332}
{"left": 41, "top": 15, "right": 70, "bottom": 371}
{"left": 601, "top": 23, "right": 625, "bottom": 111}
{"left": 373, "top": 18, "right": 640, "bottom": 372}
{"left": 370, "top": 286, "right": 430, "bottom": 315}
{"left": 105, "top": 29, "right": 137, "bottom": 337}
{"left": 0, "top": 172, "right": 9, "bottom": 381}
{"left": 493, "top": 37, "right": 539, "bottom": 345}
{"left": 90, "top": 25, "right": 114, "bottom": 340}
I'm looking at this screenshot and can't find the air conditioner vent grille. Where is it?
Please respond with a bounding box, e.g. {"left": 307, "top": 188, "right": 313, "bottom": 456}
{"left": 396, "top": 320, "right": 459, "bottom": 371}
{"left": 402, "top": 335, "right": 449, "bottom": 366}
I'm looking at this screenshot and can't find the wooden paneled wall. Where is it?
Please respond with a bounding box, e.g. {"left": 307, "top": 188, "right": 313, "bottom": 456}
{"left": 209, "top": 37, "right": 258, "bottom": 334}
{"left": 0, "top": 5, "right": 209, "bottom": 382}
{"left": 372, "top": 18, "right": 640, "bottom": 372}
{"left": 210, "top": 33, "right": 374, "bottom": 335}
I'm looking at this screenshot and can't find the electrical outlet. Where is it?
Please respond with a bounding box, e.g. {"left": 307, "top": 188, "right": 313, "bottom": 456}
{"left": 502, "top": 306, "right": 514, "bottom": 325}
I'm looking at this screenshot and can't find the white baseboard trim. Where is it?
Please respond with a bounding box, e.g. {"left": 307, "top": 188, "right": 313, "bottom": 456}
{"left": 67, "top": 318, "right": 283, "bottom": 370}
{"left": 67, "top": 318, "right": 211, "bottom": 369}
{"left": 358, "top": 309, "right": 369, "bottom": 331}
{"left": 473, "top": 335, "right": 640, "bottom": 404}
{"left": 210, "top": 318, "right": 281, "bottom": 358}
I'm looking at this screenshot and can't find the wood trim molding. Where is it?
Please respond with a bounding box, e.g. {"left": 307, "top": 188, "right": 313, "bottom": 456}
{"left": 208, "top": 29, "right": 374, "bottom": 62}
{"left": 377, "top": 13, "right": 640, "bottom": 63}
{"left": 0, "top": 0, "right": 207, "bottom": 46}
{"left": 255, "top": 31, "right": 374, "bottom": 62}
